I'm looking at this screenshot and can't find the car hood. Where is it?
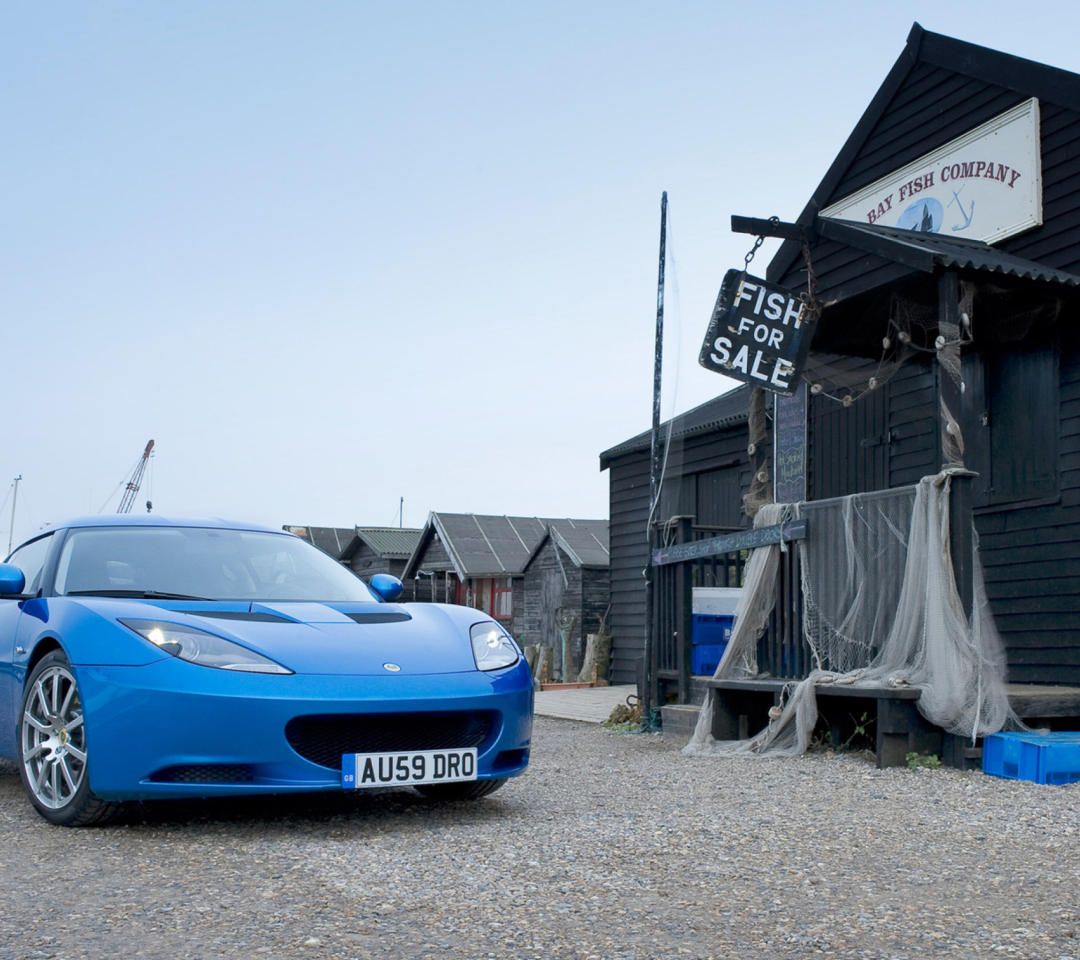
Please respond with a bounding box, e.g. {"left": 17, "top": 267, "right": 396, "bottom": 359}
{"left": 61, "top": 598, "right": 490, "bottom": 675}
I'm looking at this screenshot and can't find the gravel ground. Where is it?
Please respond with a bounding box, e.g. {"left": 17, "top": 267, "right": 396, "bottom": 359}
{"left": 1, "top": 717, "right": 1079, "bottom": 960}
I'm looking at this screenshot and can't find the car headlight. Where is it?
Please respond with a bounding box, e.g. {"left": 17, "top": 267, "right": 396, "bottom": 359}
{"left": 119, "top": 619, "right": 294, "bottom": 675}
{"left": 470, "top": 622, "right": 519, "bottom": 672}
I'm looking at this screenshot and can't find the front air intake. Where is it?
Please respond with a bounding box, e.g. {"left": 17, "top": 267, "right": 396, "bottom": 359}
{"left": 285, "top": 712, "right": 496, "bottom": 770}
{"left": 148, "top": 764, "right": 255, "bottom": 784}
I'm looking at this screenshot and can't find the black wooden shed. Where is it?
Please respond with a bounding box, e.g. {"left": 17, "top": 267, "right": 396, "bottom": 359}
{"left": 599, "top": 387, "right": 754, "bottom": 685}
{"left": 757, "top": 24, "right": 1080, "bottom": 692}
{"left": 606, "top": 24, "right": 1080, "bottom": 740}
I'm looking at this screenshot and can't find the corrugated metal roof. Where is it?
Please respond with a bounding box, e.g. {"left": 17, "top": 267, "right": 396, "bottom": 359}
{"left": 598, "top": 385, "right": 751, "bottom": 469}
{"left": 282, "top": 525, "right": 355, "bottom": 559}
{"left": 821, "top": 219, "right": 1080, "bottom": 288}
{"left": 406, "top": 514, "right": 609, "bottom": 578}
{"left": 354, "top": 527, "right": 422, "bottom": 559}
{"left": 549, "top": 521, "right": 610, "bottom": 568}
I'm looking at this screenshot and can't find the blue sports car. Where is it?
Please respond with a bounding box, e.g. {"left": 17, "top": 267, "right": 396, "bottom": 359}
{"left": 0, "top": 516, "right": 533, "bottom": 826}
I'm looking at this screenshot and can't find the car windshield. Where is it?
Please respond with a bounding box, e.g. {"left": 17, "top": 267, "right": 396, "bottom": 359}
{"left": 53, "top": 527, "right": 378, "bottom": 603}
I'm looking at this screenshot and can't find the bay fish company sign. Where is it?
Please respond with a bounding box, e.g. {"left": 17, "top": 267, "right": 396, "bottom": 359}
{"left": 698, "top": 269, "right": 813, "bottom": 397}
{"left": 820, "top": 98, "right": 1042, "bottom": 243}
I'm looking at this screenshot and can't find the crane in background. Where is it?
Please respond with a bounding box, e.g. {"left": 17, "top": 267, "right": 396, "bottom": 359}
{"left": 117, "top": 440, "right": 154, "bottom": 514}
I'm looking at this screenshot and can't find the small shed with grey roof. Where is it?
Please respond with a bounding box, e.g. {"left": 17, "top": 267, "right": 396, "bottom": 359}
{"left": 402, "top": 513, "right": 609, "bottom": 646}
{"left": 340, "top": 527, "right": 423, "bottom": 584}
{"left": 520, "top": 521, "right": 610, "bottom": 680}
{"left": 281, "top": 525, "right": 356, "bottom": 559}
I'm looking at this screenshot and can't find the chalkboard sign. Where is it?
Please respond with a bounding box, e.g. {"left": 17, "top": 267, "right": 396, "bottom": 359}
{"left": 698, "top": 269, "right": 815, "bottom": 397}
{"left": 773, "top": 382, "right": 807, "bottom": 503}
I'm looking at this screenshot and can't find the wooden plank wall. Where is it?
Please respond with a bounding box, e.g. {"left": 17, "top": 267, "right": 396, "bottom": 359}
{"left": 976, "top": 322, "right": 1080, "bottom": 684}
{"left": 606, "top": 426, "right": 750, "bottom": 685}
{"left": 607, "top": 452, "right": 650, "bottom": 685}
{"left": 521, "top": 539, "right": 580, "bottom": 651}
{"left": 344, "top": 544, "right": 412, "bottom": 589}
{"left": 519, "top": 540, "right": 611, "bottom": 676}
{"left": 409, "top": 537, "right": 455, "bottom": 603}
{"left": 807, "top": 357, "right": 938, "bottom": 500}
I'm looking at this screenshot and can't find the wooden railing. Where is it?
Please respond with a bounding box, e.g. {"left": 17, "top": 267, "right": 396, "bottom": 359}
{"left": 648, "top": 515, "right": 808, "bottom": 706}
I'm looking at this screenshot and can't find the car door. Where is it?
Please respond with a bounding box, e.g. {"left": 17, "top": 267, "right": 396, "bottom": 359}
{"left": 0, "top": 533, "right": 54, "bottom": 759}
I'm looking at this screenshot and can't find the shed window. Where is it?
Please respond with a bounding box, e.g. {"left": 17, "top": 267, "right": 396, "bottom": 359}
{"left": 964, "top": 341, "right": 1059, "bottom": 506}
{"left": 492, "top": 577, "right": 513, "bottom": 618}
{"left": 457, "top": 576, "right": 513, "bottom": 619}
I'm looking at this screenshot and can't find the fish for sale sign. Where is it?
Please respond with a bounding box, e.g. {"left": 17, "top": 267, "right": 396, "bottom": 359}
{"left": 698, "top": 269, "right": 814, "bottom": 397}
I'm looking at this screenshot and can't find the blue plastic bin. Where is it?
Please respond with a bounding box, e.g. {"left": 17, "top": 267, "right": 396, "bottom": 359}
{"left": 691, "top": 587, "right": 741, "bottom": 646}
{"left": 692, "top": 614, "right": 734, "bottom": 646}
{"left": 692, "top": 642, "right": 728, "bottom": 676}
{"left": 983, "top": 731, "right": 1080, "bottom": 785}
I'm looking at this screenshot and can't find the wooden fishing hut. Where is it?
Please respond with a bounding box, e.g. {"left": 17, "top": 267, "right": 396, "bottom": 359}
{"left": 520, "top": 520, "right": 610, "bottom": 679}
{"left": 627, "top": 25, "right": 1080, "bottom": 760}
{"left": 338, "top": 526, "right": 422, "bottom": 583}
{"left": 402, "top": 513, "right": 608, "bottom": 655}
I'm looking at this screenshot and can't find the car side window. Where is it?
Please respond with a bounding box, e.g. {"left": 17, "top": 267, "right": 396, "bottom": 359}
{"left": 6, "top": 534, "right": 53, "bottom": 596}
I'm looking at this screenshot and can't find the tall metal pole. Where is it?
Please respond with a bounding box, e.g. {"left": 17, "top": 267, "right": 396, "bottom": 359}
{"left": 644, "top": 192, "right": 667, "bottom": 717}
{"left": 649, "top": 192, "right": 668, "bottom": 514}
{"left": 8, "top": 476, "right": 21, "bottom": 556}
{"left": 400, "top": 497, "right": 404, "bottom": 529}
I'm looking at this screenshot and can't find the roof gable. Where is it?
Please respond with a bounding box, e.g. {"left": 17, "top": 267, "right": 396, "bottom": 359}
{"left": 525, "top": 521, "right": 610, "bottom": 570}
{"left": 599, "top": 384, "right": 752, "bottom": 470}
{"left": 768, "top": 24, "right": 1080, "bottom": 289}
{"left": 352, "top": 527, "right": 422, "bottom": 559}
{"left": 281, "top": 525, "right": 354, "bottom": 559}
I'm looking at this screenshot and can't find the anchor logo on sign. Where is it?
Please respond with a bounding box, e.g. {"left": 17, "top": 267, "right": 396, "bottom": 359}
{"left": 948, "top": 184, "right": 975, "bottom": 232}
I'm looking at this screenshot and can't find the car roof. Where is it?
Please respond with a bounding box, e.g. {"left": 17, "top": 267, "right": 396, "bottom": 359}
{"left": 47, "top": 515, "right": 289, "bottom": 535}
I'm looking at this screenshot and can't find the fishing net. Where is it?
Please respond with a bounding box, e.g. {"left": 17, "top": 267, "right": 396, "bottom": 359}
{"left": 801, "top": 282, "right": 975, "bottom": 406}
{"left": 684, "top": 469, "right": 1021, "bottom": 759}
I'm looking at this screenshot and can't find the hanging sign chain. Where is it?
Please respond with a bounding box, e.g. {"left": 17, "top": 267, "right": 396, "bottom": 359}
{"left": 743, "top": 215, "right": 780, "bottom": 270}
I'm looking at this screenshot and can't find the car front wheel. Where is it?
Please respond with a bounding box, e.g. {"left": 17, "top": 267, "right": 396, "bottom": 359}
{"left": 19, "top": 650, "right": 120, "bottom": 827}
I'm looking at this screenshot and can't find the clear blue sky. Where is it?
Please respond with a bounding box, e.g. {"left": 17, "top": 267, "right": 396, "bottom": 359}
{"left": 3, "top": 1, "right": 1078, "bottom": 545}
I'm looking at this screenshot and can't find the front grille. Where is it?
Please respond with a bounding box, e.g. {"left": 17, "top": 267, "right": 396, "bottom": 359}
{"left": 149, "top": 764, "right": 255, "bottom": 784}
{"left": 285, "top": 712, "right": 496, "bottom": 770}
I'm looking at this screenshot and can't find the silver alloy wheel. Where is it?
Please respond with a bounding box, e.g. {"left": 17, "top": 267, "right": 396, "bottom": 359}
{"left": 21, "top": 663, "right": 87, "bottom": 810}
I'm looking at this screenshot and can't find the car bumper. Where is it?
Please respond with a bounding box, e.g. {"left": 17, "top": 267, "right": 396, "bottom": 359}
{"left": 75, "top": 658, "right": 534, "bottom": 800}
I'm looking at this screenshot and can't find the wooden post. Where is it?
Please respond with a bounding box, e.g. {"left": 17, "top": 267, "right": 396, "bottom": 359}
{"left": 938, "top": 270, "right": 974, "bottom": 620}
{"left": 675, "top": 517, "right": 694, "bottom": 704}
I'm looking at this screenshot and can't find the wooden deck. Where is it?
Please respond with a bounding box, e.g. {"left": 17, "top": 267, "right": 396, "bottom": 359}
{"left": 703, "top": 678, "right": 1080, "bottom": 769}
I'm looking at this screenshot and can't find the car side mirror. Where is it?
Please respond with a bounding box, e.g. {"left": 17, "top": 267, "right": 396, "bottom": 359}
{"left": 369, "top": 574, "right": 404, "bottom": 602}
{"left": 0, "top": 563, "right": 26, "bottom": 596}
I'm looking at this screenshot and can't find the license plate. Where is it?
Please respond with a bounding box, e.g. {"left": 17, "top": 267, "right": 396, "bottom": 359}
{"left": 342, "top": 748, "right": 478, "bottom": 789}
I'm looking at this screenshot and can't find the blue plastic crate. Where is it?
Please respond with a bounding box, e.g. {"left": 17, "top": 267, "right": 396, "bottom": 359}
{"left": 692, "top": 614, "right": 734, "bottom": 646}
{"left": 983, "top": 731, "right": 1080, "bottom": 785}
{"left": 692, "top": 642, "right": 728, "bottom": 676}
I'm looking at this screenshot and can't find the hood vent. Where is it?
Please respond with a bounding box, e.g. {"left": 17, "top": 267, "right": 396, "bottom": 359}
{"left": 346, "top": 610, "right": 412, "bottom": 624}
{"left": 186, "top": 610, "right": 295, "bottom": 623}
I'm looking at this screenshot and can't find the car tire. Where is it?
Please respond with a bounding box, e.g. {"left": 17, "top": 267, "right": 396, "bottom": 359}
{"left": 18, "top": 650, "right": 121, "bottom": 827}
{"left": 415, "top": 778, "right": 508, "bottom": 801}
